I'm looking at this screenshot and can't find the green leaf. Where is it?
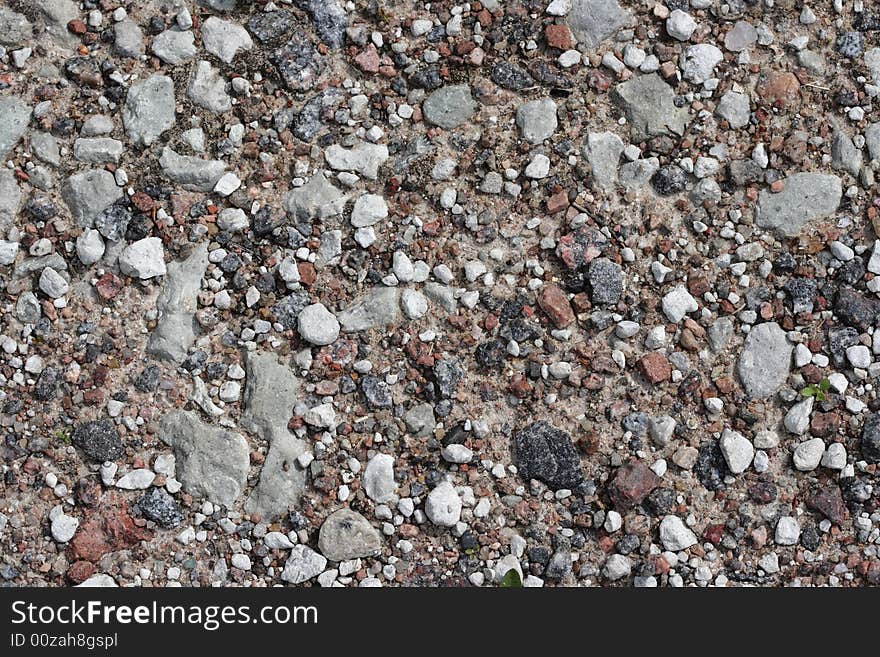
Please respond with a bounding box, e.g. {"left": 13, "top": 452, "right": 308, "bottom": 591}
{"left": 500, "top": 569, "right": 522, "bottom": 588}
{"left": 818, "top": 378, "right": 831, "bottom": 392}
{"left": 801, "top": 385, "right": 817, "bottom": 397}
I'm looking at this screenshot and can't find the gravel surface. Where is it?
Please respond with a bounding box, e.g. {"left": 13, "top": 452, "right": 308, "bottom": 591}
{"left": 1, "top": 0, "right": 880, "bottom": 589}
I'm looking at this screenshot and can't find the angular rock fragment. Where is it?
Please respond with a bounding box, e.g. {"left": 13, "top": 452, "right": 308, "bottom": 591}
{"left": 756, "top": 173, "right": 842, "bottom": 236}
{"left": 514, "top": 421, "right": 584, "bottom": 490}
{"left": 318, "top": 508, "right": 383, "bottom": 561}
{"left": 123, "top": 75, "right": 176, "bottom": 147}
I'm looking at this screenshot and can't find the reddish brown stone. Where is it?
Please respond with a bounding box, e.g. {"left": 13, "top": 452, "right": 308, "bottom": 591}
{"left": 545, "top": 24, "right": 572, "bottom": 50}
{"left": 638, "top": 352, "right": 671, "bottom": 384}
{"left": 537, "top": 284, "right": 575, "bottom": 329}
{"left": 66, "top": 560, "right": 95, "bottom": 584}
{"left": 69, "top": 493, "right": 151, "bottom": 562}
{"left": 702, "top": 523, "right": 724, "bottom": 545}
{"left": 756, "top": 72, "right": 801, "bottom": 108}
{"left": 354, "top": 45, "right": 380, "bottom": 73}
{"left": 546, "top": 189, "right": 569, "bottom": 214}
{"left": 95, "top": 272, "right": 123, "bottom": 300}
{"left": 607, "top": 460, "right": 660, "bottom": 509}
{"left": 131, "top": 191, "right": 155, "bottom": 212}
{"left": 806, "top": 484, "right": 847, "bottom": 525}
{"left": 67, "top": 19, "right": 87, "bottom": 35}
{"left": 297, "top": 262, "right": 316, "bottom": 285}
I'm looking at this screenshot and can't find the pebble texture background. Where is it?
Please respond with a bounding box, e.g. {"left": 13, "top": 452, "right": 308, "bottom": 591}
{"left": 0, "top": 0, "right": 879, "bottom": 589}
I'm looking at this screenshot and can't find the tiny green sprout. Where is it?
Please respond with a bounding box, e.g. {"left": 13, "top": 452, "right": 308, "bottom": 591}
{"left": 500, "top": 569, "right": 523, "bottom": 588}
{"left": 801, "top": 378, "right": 831, "bottom": 402}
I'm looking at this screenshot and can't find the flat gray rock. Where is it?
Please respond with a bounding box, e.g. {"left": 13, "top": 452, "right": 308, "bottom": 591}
{"left": 242, "top": 350, "right": 306, "bottom": 520}
{"left": 201, "top": 17, "right": 253, "bottom": 63}
{"left": 148, "top": 244, "right": 209, "bottom": 363}
{"left": 756, "top": 173, "right": 842, "bottom": 236}
{"left": 715, "top": 91, "right": 750, "bottom": 129}
{"left": 318, "top": 508, "right": 382, "bottom": 561}
{"left": 281, "top": 545, "right": 327, "bottom": 584}
{"left": 188, "top": 60, "right": 232, "bottom": 114}
{"left": 123, "top": 75, "right": 176, "bottom": 147}
{"left": 0, "top": 9, "right": 32, "bottom": 47}
{"left": 30, "top": 131, "right": 61, "bottom": 167}
{"left": 566, "top": 0, "right": 631, "bottom": 50}
{"left": 423, "top": 84, "right": 477, "bottom": 129}
{"left": 0, "top": 97, "right": 31, "bottom": 160}
{"left": 283, "top": 172, "right": 347, "bottom": 224}
{"left": 324, "top": 142, "right": 388, "bottom": 179}
{"left": 612, "top": 74, "right": 689, "bottom": 143}
{"left": 516, "top": 98, "right": 558, "bottom": 144}
{"left": 114, "top": 19, "right": 144, "bottom": 57}
{"left": 584, "top": 131, "right": 624, "bottom": 190}
{"left": 152, "top": 29, "right": 197, "bottom": 65}
{"left": 0, "top": 170, "right": 21, "bottom": 232}
{"left": 158, "top": 147, "right": 226, "bottom": 191}
{"left": 337, "top": 287, "right": 401, "bottom": 332}
{"left": 737, "top": 322, "right": 792, "bottom": 399}
{"left": 61, "top": 169, "right": 122, "bottom": 228}
{"left": 159, "top": 410, "right": 250, "bottom": 507}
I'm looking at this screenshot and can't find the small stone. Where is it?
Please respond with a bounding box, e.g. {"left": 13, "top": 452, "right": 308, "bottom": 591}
{"left": 516, "top": 98, "right": 558, "bottom": 144}
{"left": 72, "top": 419, "right": 124, "bottom": 462}
{"left": 719, "top": 429, "right": 754, "bottom": 474}
{"left": 363, "top": 453, "right": 396, "bottom": 503}
{"left": 793, "top": 437, "right": 825, "bottom": 471}
{"left": 281, "top": 545, "right": 327, "bottom": 584}
{"left": 51, "top": 511, "right": 79, "bottom": 543}
{"left": 297, "top": 303, "right": 340, "bottom": 345}
{"left": 119, "top": 237, "right": 166, "bottom": 279}
{"left": 423, "top": 85, "right": 477, "bottom": 129}
{"left": 659, "top": 515, "right": 697, "bottom": 551}
{"left": 318, "top": 508, "right": 382, "bottom": 560}
{"left": 425, "top": 481, "right": 462, "bottom": 527}
{"left": 775, "top": 517, "right": 800, "bottom": 545}
{"left": 737, "top": 322, "right": 792, "bottom": 399}
{"left": 39, "top": 267, "right": 69, "bottom": 298}
{"left": 123, "top": 75, "right": 176, "bottom": 147}
{"left": 514, "top": 421, "right": 584, "bottom": 490}
{"left": 666, "top": 10, "right": 696, "bottom": 41}
{"left": 201, "top": 17, "right": 253, "bottom": 63}
{"left": 661, "top": 286, "right": 698, "bottom": 323}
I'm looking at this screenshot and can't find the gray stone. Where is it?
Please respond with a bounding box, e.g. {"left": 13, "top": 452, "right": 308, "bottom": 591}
{"left": 719, "top": 428, "right": 754, "bottom": 474}
{"left": 612, "top": 74, "right": 689, "bottom": 143}
{"left": 584, "top": 131, "right": 624, "bottom": 190}
{"left": 283, "top": 172, "right": 347, "bottom": 223}
{"left": 158, "top": 147, "right": 226, "bottom": 191}
{"left": 297, "top": 303, "right": 340, "bottom": 345}
{"left": 724, "top": 20, "right": 757, "bottom": 52}
{"left": 404, "top": 403, "right": 435, "bottom": 437}
{"left": 603, "top": 554, "right": 632, "bottom": 581}
{"left": 281, "top": 545, "right": 327, "bottom": 584}
{"left": 337, "top": 287, "right": 402, "bottom": 332}
{"left": 152, "top": 29, "right": 197, "bottom": 65}
{"left": 73, "top": 137, "right": 124, "bottom": 164}
{"left": 51, "top": 512, "right": 79, "bottom": 543}
{"left": 0, "top": 97, "right": 31, "bottom": 160}
{"left": 148, "top": 244, "right": 209, "bottom": 363}
{"left": 242, "top": 351, "right": 306, "bottom": 520}
{"left": 566, "top": 0, "right": 630, "bottom": 50}
{"left": 39, "top": 267, "right": 69, "bottom": 298}
{"left": 119, "top": 237, "right": 166, "bottom": 279}
{"left": 775, "top": 517, "right": 800, "bottom": 545}
{"left": 516, "top": 98, "right": 558, "bottom": 144}
{"left": 363, "top": 453, "right": 396, "bottom": 503}
{"left": 61, "top": 169, "right": 122, "bottom": 228}
{"left": 38, "top": 0, "right": 80, "bottom": 48}
{"left": 0, "top": 170, "right": 21, "bottom": 232}
{"left": 793, "top": 437, "right": 825, "bottom": 471}
{"left": 831, "top": 131, "right": 863, "bottom": 177}
{"left": 324, "top": 142, "right": 388, "bottom": 179}
{"left": 114, "top": 19, "right": 145, "bottom": 57}
{"left": 188, "top": 61, "right": 232, "bottom": 113}
{"left": 0, "top": 240, "right": 19, "bottom": 266}
{"left": 123, "top": 75, "right": 176, "bottom": 147}
{"left": 201, "top": 17, "right": 253, "bottom": 63}
{"left": 784, "top": 397, "right": 813, "bottom": 436}
{"left": 715, "top": 91, "right": 750, "bottom": 128}
{"left": 422, "top": 84, "right": 477, "bottom": 129}
{"left": 756, "top": 173, "right": 842, "bottom": 236}
{"left": 318, "top": 508, "right": 383, "bottom": 561}
{"left": 350, "top": 193, "right": 387, "bottom": 227}
{"left": 77, "top": 574, "right": 118, "bottom": 588}
{"left": 159, "top": 410, "right": 250, "bottom": 507}
{"left": 737, "top": 322, "right": 792, "bottom": 399}
{"left": 661, "top": 285, "right": 698, "bottom": 323}
{"left": 0, "top": 9, "right": 32, "bottom": 47}
{"left": 659, "top": 515, "right": 697, "bottom": 551}
{"left": 682, "top": 44, "right": 723, "bottom": 84}
{"left": 866, "top": 123, "right": 880, "bottom": 162}
{"left": 29, "top": 132, "right": 61, "bottom": 167}
{"left": 425, "top": 481, "right": 462, "bottom": 527}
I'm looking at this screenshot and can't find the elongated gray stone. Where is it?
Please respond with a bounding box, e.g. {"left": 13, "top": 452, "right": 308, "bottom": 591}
{"left": 159, "top": 410, "right": 250, "bottom": 507}
{"left": 188, "top": 60, "right": 232, "bottom": 113}
{"left": 0, "top": 170, "right": 21, "bottom": 232}
{"left": 737, "top": 322, "right": 792, "bottom": 399}
{"left": 148, "top": 244, "right": 209, "bottom": 363}
{"left": 337, "top": 287, "right": 401, "bottom": 332}
{"left": 0, "top": 97, "right": 31, "bottom": 159}
{"left": 158, "top": 147, "right": 226, "bottom": 191}
{"left": 242, "top": 351, "right": 306, "bottom": 520}
{"left": 756, "top": 173, "right": 842, "bottom": 236}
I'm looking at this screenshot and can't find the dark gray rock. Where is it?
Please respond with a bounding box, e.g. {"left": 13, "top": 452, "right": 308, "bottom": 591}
{"left": 72, "top": 419, "right": 125, "bottom": 462}
{"left": 135, "top": 488, "right": 183, "bottom": 528}
{"left": 514, "top": 421, "right": 584, "bottom": 490}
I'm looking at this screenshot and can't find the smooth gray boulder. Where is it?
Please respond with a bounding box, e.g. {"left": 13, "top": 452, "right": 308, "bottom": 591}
{"left": 159, "top": 410, "right": 250, "bottom": 507}
{"left": 158, "top": 147, "right": 226, "bottom": 191}
{"left": 123, "top": 75, "right": 176, "bottom": 147}
{"left": 423, "top": 84, "right": 477, "bottom": 129}
{"left": 566, "top": 0, "right": 631, "bottom": 50}
{"left": 0, "top": 97, "right": 31, "bottom": 159}
{"left": 317, "top": 509, "right": 382, "bottom": 561}
{"left": 756, "top": 173, "right": 842, "bottom": 236}
{"left": 337, "top": 287, "right": 401, "bottom": 332}
{"left": 61, "top": 169, "right": 123, "bottom": 228}
{"left": 612, "top": 74, "right": 689, "bottom": 143}
{"left": 242, "top": 351, "right": 306, "bottom": 520}
{"left": 737, "top": 322, "right": 792, "bottom": 399}
{"left": 148, "top": 244, "right": 209, "bottom": 363}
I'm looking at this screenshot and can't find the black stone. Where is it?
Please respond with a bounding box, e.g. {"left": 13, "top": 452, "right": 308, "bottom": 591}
{"left": 361, "top": 376, "right": 392, "bottom": 409}
{"left": 694, "top": 440, "right": 727, "bottom": 491}
{"left": 588, "top": 257, "right": 623, "bottom": 305}
{"left": 835, "top": 287, "right": 880, "bottom": 331}
{"left": 651, "top": 165, "right": 689, "bottom": 196}
{"left": 491, "top": 61, "right": 535, "bottom": 90}
{"left": 94, "top": 204, "right": 131, "bottom": 242}
{"left": 272, "top": 292, "right": 309, "bottom": 330}
{"left": 134, "top": 487, "right": 183, "bottom": 529}
{"left": 861, "top": 412, "right": 880, "bottom": 463}
{"left": 513, "top": 421, "right": 584, "bottom": 490}
{"left": 71, "top": 418, "right": 124, "bottom": 462}
{"left": 134, "top": 365, "right": 161, "bottom": 392}
{"left": 33, "top": 367, "right": 59, "bottom": 401}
